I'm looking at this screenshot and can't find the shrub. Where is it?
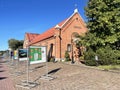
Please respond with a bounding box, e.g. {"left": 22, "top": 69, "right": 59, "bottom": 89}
{"left": 64, "top": 51, "right": 70, "bottom": 61}
{"left": 84, "top": 48, "right": 96, "bottom": 60}
{"left": 96, "top": 46, "right": 119, "bottom": 65}
{"left": 84, "top": 48, "right": 98, "bottom": 66}
{"left": 80, "top": 56, "right": 84, "bottom": 60}
{"left": 84, "top": 46, "right": 120, "bottom": 66}
{"left": 116, "top": 60, "right": 120, "bottom": 64}
{"left": 85, "top": 59, "right": 98, "bottom": 66}
{"left": 50, "top": 56, "right": 55, "bottom": 62}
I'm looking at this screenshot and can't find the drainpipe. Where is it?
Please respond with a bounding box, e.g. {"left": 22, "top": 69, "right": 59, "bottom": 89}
{"left": 59, "top": 29, "right": 61, "bottom": 61}
{"left": 54, "top": 35, "right": 56, "bottom": 61}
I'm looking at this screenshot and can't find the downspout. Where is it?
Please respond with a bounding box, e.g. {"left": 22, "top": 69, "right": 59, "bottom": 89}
{"left": 59, "top": 29, "right": 61, "bottom": 61}
{"left": 54, "top": 35, "right": 56, "bottom": 61}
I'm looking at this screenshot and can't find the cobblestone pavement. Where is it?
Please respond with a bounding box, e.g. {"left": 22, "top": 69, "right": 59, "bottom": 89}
{"left": 4, "top": 59, "right": 120, "bottom": 90}
{"left": 0, "top": 58, "right": 15, "bottom": 90}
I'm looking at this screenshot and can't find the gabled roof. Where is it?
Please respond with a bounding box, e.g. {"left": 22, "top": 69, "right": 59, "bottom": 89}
{"left": 26, "top": 33, "right": 39, "bottom": 42}
{"left": 59, "top": 9, "right": 86, "bottom": 28}
{"left": 29, "top": 19, "right": 67, "bottom": 45}
{"left": 30, "top": 9, "right": 85, "bottom": 45}
{"left": 30, "top": 27, "right": 55, "bottom": 44}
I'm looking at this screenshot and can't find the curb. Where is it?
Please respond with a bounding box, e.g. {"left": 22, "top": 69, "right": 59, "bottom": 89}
{"left": 60, "top": 61, "right": 120, "bottom": 74}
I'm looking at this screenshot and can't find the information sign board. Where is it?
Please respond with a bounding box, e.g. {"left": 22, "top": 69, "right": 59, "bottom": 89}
{"left": 29, "top": 46, "right": 47, "bottom": 64}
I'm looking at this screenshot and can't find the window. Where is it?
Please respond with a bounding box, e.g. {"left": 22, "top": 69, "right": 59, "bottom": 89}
{"left": 67, "top": 44, "right": 71, "bottom": 52}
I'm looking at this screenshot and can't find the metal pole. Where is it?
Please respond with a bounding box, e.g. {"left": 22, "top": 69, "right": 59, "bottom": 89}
{"left": 27, "top": 46, "right": 29, "bottom": 84}
{"left": 45, "top": 46, "right": 48, "bottom": 76}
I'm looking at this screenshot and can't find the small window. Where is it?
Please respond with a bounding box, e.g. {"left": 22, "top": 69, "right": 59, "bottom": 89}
{"left": 76, "top": 18, "right": 78, "bottom": 20}
{"left": 67, "top": 44, "right": 71, "bottom": 52}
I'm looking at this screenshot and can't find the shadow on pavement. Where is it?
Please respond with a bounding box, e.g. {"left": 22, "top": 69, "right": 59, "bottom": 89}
{"left": 34, "top": 65, "right": 45, "bottom": 69}
{"left": 48, "top": 67, "right": 61, "bottom": 75}
{"left": 34, "top": 67, "right": 61, "bottom": 82}
{"left": 0, "top": 61, "right": 8, "bottom": 63}
{"left": 0, "top": 70, "right": 5, "bottom": 72}
{"left": 0, "top": 77, "right": 7, "bottom": 80}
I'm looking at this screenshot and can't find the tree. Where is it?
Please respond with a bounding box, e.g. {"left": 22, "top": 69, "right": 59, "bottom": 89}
{"left": 81, "top": 0, "right": 120, "bottom": 65}
{"left": 84, "top": 0, "right": 120, "bottom": 50}
{"left": 0, "top": 50, "right": 6, "bottom": 56}
{"left": 8, "top": 39, "right": 23, "bottom": 50}
{"left": 17, "top": 40, "right": 24, "bottom": 49}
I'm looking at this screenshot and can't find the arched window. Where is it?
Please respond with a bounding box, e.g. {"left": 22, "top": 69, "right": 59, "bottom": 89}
{"left": 71, "top": 32, "right": 79, "bottom": 43}
{"left": 67, "top": 44, "right": 71, "bottom": 52}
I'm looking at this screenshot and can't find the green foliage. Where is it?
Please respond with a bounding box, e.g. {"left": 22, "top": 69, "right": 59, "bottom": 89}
{"left": 84, "top": 46, "right": 120, "bottom": 66}
{"left": 80, "top": 56, "right": 84, "bottom": 60}
{"left": 84, "top": 48, "right": 98, "bottom": 66}
{"left": 84, "top": 0, "right": 120, "bottom": 50}
{"left": 98, "top": 65, "right": 120, "bottom": 70}
{"left": 96, "top": 46, "right": 119, "bottom": 65}
{"left": 82, "top": 0, "right": 120, "bottom": 66}
{"left": 85, "top": 60, "right": 97, "bottom": 66}
{"left": 8, "top": 39, "right": 23, "bottom": 50}
{"left": 116, "top": 60, "right": 120, "bottom": 64}
{"left": 49, "top": 56, "right": 55, "bottom": 62}
{"left": 64, "top": 51, "right": 70, "bottom": 61}
{"left": 0, "top": 50, "right": 6, "bottom": 56}
{"left": 84, "top": 48, "right": 96, "bottom": 60}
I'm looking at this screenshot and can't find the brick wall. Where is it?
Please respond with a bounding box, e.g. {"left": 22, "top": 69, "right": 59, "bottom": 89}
{"left": 27, "top": 13, "right": 87, "bottom": 61}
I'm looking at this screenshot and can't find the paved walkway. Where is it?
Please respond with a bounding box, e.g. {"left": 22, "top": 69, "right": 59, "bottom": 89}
{"left": 9, "top": 61, "right": 120, "bottom": 90}
{"left": 1, "top": 56, "right": 120, "bottom": 90}
{"left": 0, "top": 58, "right": 15, "bottom": 90}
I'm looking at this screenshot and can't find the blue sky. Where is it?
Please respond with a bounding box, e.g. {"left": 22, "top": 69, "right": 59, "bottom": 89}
{"left": 0, "top": 0, "right": 88, "bottom": 51}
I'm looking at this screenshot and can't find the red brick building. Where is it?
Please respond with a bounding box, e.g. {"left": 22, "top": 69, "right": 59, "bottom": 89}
{"left": 23, "top": 33, "right": 39, "bottom": 48}
{"left": 23, "top": 9, "right": 87, "bottom": 62}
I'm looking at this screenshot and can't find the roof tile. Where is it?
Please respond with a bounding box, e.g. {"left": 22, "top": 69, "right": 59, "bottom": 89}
{"left": 26, "top": 33, "right": 39, "bottom": 42}
{"left": 30, "top": 19, "right": 67, "bottom": 45}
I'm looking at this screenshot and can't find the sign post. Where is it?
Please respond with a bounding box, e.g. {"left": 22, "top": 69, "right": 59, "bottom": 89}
{"left": 29, "top": 46, "right": 54, "bottom": 80}
{"left": 26, "top": 47, "right": 29, "bottom": 85}
{"left": 11, "top": 50, "right": 25, "bottom": 76}
{"left": 16, "top": 46, "right": 47, "bottom": 89}
{"left": 16, "top": 46, "right": 55, "bottom": 89}
{"left": 21, "top": 46, "right": 38, "bottom": 89}
{"left": 39, "top": 46, "right": 55, "bottom": 81}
